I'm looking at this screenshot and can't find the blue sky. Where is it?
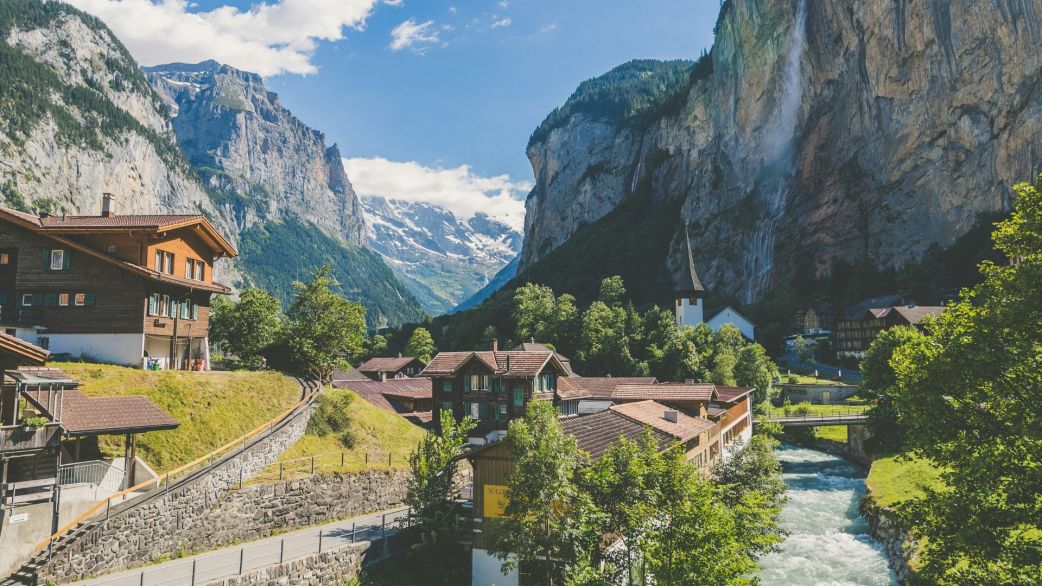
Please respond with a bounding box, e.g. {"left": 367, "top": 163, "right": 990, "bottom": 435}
{"left": 70, "top": 0, "right": 720, "bottom": 227}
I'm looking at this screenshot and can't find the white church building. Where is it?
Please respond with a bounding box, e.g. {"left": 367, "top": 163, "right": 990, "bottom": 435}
{"left": 674, "top": 232, "right": 757, "bottom": 340}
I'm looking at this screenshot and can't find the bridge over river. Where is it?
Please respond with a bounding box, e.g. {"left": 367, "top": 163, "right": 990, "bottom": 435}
{"left": 755, "top": 408, "right": 869, "bottom": 428}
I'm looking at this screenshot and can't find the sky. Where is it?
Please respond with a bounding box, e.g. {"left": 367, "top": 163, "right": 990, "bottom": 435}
{"left": 67, "top": 0, "right": 721, "bottom": 228}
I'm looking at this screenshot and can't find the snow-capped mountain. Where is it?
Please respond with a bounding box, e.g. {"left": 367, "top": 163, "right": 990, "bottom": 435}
{"left": 361, "top": 196, "right": 522, "bottom": 316}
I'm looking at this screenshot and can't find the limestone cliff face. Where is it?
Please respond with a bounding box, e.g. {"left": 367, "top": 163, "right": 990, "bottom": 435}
{"left": 521, "top": 0, "right": 1042, "bottom": 303}
{"left": 145, "top": 61, "right": 367, "bottom": 246}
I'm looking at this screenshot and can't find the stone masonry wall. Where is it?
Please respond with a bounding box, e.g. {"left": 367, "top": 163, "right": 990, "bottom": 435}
{"left": 191, "top": 470, "right": 410, "bottom": 548}
{"left": 37, "top": 398, "right": 316, "bottom": 584}
{"left": 212, "top": 542, "right": 370, "bottom": 586}
{"left": 861, "top": 501, "right": 917, "bottom": 584}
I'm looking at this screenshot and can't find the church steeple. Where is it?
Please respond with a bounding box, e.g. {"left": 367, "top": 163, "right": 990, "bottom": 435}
{"left": 675, "top": 228, "right": 705, "bottom": 328}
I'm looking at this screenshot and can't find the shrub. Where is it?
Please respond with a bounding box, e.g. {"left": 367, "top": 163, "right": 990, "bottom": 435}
{"left": 306, "top": 391, "right": 356, "bottom": 448}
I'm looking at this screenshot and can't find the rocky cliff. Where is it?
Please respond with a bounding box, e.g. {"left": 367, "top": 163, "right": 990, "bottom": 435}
{"left": 521, "top": 0, "right": 1042, "bottom": 304}
{"left": 145, "top": 61, "right": 367, "bottom": 246}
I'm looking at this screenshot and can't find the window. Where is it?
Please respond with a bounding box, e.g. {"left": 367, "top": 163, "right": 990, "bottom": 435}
{"left": 21, "top": 293, "right": 32, "bottom": 307}
{"left": 0, "top": 253, "right": 8, "bottom": 264}
{"left": 58, "top": 293, "right": 69, "bottom": 307}
{"left": 155, "top": 250, "right": 174, "bottom": 274}
{"left": 155, "top": 250, "right": 162, "bottom": 271}
{"left": 471, "top": 402, "right": 480, "bottom": 420}
{"left": 106, "top": 244, "right": 117, "bottom": 253}
{"left": 442, "top": 380, "right": 453, "bottom": 393}
{"left": 37, "top": 336, "right": 49, "bottom": 350}
{"left": 196, "top": 260, "right": 205, "bottom": 281}
{"left": 74, "top": 293, "right": 86, "bottom": 307}
{"left": 186, "top": 258, "right": 193, "bottom": 279}
{"left": 441, "top": 401, "right": 453, "bottom": 414}
{"left": 161, "top": 295, "right": 170, "bottom": 317}
{"left": 48, "top": 249, "right": 66, "bottom": 271}
{"left": 181, "top": 300, "right": 191, "bottom": 320}
{"left": 148, "top": 293, "right": 159, "bottom": 316}
{"left": 499, "top": 404, "right": 507, "bottom": 415}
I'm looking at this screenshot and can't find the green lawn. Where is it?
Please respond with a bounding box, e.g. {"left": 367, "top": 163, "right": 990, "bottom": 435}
{"left": 252, "top": 389, "right": 425, "bottom": 483}
{"left": 866, "top": 452, "right": 946, "bottom": 509}
{"left": 60, "top": 363, "right": 301, "bottom": 472}
{"left": 781, "top": 374, "right": 852, "bottom": 386}
{"left": 813, "top": 426, "right": 848, "bottom": 443}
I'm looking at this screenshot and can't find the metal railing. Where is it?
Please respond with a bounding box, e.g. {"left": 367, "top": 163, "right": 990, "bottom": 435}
{"left": 81, "top": 507, "right": 412, "bottom": 586}
{"left": 58, "top": 460, "right": 125, "bottom": 491}
{"left": 759, "top": 407, "right": 870, "bottom": 424}
{"left": 250, "top": 450, "right": 409, "bottom": 484}
{"left": 34, "top": 382, "right": 321, "bottom": 555}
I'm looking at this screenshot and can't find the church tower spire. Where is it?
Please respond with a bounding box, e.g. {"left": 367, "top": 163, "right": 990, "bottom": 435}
{"left": 675, "top": 227, "right": 705, "bottom": 328}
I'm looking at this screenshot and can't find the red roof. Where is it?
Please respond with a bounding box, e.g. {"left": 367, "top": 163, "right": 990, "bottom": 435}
{"left": 557, "top": 376, "right": 657, "bottom": 400}
{"left": 357, "top": 356, "right": 423, "bottom": 373}
{"left": 560, "top": 410, "right": 674, "bottom": 460}
{"left": 714, "top": 386, "right": 754, "bottom": 404}
{"left": 610, "top": 400, "right": 715, "bottom": 442}
{"left": 421, "top": 350, "right": 566, "bottom": 377}
{"left": 22, "top": 387, "right": 178, "bottom": 435}
{"left": 344, "top": 378, "right": 431, "bottom": 399}
{"left": 611, "top": 382, "right": 717, "bottom": 402}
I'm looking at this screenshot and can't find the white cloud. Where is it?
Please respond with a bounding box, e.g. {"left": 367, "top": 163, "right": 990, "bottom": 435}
{"left": 497, "top": 1, "right": 509, "bottom": 8}
{"left": 490, "top": 17, "right": 511, "bottom": 28}
{"left": 540, "top": 22, "right": 558, "bottom": 33}
{"left": 65, "top": 0, "right": 377, "bottom": 76}
{"left": 389, "top": 18, "right": 440, "bottom": 52}
{"left": 344, "top": 157, "right": 530, "bottom": 231}
{"left": 383, "top": 0, "right": 403, "bottom": 5}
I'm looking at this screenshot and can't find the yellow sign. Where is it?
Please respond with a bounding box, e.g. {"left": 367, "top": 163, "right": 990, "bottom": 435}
{"left": 483, "top": 484, "right": 509, "bottom": 518}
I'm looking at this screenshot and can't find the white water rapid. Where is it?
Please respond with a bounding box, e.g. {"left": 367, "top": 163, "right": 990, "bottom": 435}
{"left": 758, "top": 445, "right": 898, "bottom": 585}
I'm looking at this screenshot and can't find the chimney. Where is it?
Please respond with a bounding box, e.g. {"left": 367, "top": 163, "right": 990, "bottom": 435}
{"left": 664, "top": 410, "right": 679, "bottom": 423}
{"left": 490, "top": 338, "right": 498, "bottom": 352}
{"left": 101, "top": 193, "right": 116, "bottom": 217}
{"left": 380, "top": 371, "right": 387, "bottom": 382}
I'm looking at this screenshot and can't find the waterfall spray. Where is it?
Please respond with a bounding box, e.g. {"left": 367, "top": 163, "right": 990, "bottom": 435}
{"left": 743, "top": 0, "right": 808, "bottom": 303}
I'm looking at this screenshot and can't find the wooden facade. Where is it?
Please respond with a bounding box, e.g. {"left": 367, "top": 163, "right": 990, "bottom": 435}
{"left": 431, "top": 369, "right": 561, "bottom": 437}
{"left": 0, "top": 206, "right": 235, "bottom": 369}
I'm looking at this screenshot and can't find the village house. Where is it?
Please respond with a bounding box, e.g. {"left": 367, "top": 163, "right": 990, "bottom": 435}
{"left": 333, "top": 377, "right": 434, "bottom": 427}
{"left": 833, "top": 304, "right": 944, "bottom": 359}
{"left": 0, "top": 197, "right": 237, "bottom": 369}
{"left": 356, "top": 356, "right": 426, "bottom": 381}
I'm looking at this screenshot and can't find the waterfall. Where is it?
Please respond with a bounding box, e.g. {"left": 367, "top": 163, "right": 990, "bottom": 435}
{"left": 743, "top": 0, "right": 808, "bottom": 303}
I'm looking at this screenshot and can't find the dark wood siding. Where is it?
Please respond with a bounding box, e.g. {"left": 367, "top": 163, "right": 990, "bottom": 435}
{"left": 0, "top": 224, "right": 146, "bottom": 334}
{"left": 470, "top": 442, "right": 514, "bottom": 549}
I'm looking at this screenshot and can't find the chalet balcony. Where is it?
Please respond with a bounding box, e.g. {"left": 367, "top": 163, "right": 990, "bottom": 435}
{"left": 0, "top": 306, "right": 45, "bottom": 327}
{"left": 0, "top": 423, "right": 61, "bottom": 455}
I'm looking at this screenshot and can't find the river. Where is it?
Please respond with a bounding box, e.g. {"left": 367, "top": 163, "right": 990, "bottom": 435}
{"left": 758, "top": 445, "right": 898, "bottom": 585}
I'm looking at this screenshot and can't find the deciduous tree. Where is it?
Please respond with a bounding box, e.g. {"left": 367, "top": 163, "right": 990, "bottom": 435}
{"left": 405, "top": 327, "right": 436, "bottom": 363}
{"left": 285, "top": 266, "right": 366, "bottom": 381}
{"left": 735, "top": 343, "right": 778, "bottom": 405}
{"left": 209, "top": 288, "right": 283, "bottom": 369}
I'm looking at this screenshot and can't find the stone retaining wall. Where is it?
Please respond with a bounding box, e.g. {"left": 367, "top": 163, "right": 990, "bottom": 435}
{"left": 212, "top": 542, "right": 371, "bottom": 586}
{"left": 194, "top": 470, "right": 410, "bottom": 547}
{"left": 37, "top": 398, "right": 316, "bottom": 584}
{"left": 861, "top": 500, "right": 917, "bottom": 584}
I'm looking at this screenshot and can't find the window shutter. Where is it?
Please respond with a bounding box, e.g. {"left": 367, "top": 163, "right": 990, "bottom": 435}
{"left": 44, "top": 293, "right": 57, "bottom": 307}
{"left": 0, "top": 293, "right": 7, "bottom": 305}
{"left": 192, "top": 304, "right": 199, "bottom": 320}
{"left": 31, "top": 293, "right": 44, "bottom": 307}
{"left": 84, "top": 293, "right": 96, "bottom": 306}
{"left": 62, "top": 251, "right": 70, "bottom": 270}
{"left": 42, "top": 250, "right": 50, "bottom": 268}
{"left": 148, "top": 295, "right": 157, "bottom": 316}
{"left": 463, "top": 375, "right": 471, "bottom": 392}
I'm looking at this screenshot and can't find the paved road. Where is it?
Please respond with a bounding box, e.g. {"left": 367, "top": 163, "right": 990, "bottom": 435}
{"left": 71, "top": 507, "right": 410, "bottom": 586}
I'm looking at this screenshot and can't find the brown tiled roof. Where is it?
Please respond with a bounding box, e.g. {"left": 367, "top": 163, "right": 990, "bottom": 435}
{"left": 37, "top": 215, "right": 204, "bottom": 229}
{"left": 331, "top": 366, "right": 369, "bottom": 383}
{"left": 344, "top": 378, "right": 431, "bottom": 399}
{"left": 560, "top": 410, "right": 674, "bottom": 460}
{"left": 0, "top": 207, "right": 233, "bottom": 294}
{"left": 611, "top": 382, "right": 716, "bottom": 402}
{"left": 558, "top": 376, "right": 657, "bottom": 400}
{"left": 28, "top": 389, "right": 178, "bottom": 435}
{"left": 888, "top": 305, "right": 944, "bottom": 325}
{"left": 346, "top": 387, "right": 431, "bottom": 427}
{"left": 714, "top": 386, "right": 753, "bottom": 404}
{"left": 0, "top": 332, "right": 49, "bottom": 366}
{"left": 420, "top": 350, "right": 565, "bottom": 377}
{"left": 610, "top": 400, "right": 714, "bottom": 442}
{"left": 357, "top": 356, "right": 423, "bottom": 373}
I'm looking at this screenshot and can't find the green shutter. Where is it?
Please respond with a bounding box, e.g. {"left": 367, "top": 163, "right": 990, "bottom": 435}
{"left": 463, "top": 375, "right": 471, "bottom": 392}
{"left": 192, "top": 304, "right": 198, "bottom": 319}
{"left": 84, "top": 293, "right": 96, "bottom": 306}
{"left": 148, "top": 294, "right": 157, "bottom": 315}
{"left": 62, "top": 251, "right": 70, "bottom": 270}
{"left": 0, "top": 293, "right": 7, "bottom": 305}
{"left": 42, "top": 250, "right": 50, "bottom": 269}
{"left": 44, "top": 293, "right": 57, "bottom": 307}
{"left": 31, "top": 293, "right": 44, "bottom": 307}
{"left": 513, "top": 387, "right": 523, "bottom": 407}
{"left": 442, "top": 380, "right": 452, "bottom": 393}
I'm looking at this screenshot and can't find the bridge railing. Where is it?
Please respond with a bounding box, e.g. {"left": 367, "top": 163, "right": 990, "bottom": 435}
{"left": 759, "top": 406, "right": 871, "bottom": 423}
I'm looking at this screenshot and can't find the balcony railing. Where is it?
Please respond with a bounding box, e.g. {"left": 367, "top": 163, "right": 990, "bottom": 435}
{"left": 0, "top": 423, "right": 61, "bottom": 454}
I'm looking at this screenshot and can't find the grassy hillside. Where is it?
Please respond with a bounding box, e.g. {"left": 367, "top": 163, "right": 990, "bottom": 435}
{"left": 61, "top": 364, "right": 301, "bottom": 472}
{"left": 238, "top": 218, "right": 427, "bottom": 330}
{"left": 867, "top": 453, "right": 946, "bottom": 510}
{"left": 253, "top": 388, "right": 425, "bottom": 482}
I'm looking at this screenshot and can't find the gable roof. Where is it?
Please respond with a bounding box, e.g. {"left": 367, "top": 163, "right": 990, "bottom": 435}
{"left": 675, "top": 229, "right": 705, "bottom": 295}
{"left": 2, "top": 207, "right": 237, "bottom": 257}
{"left": 344, "top": 377, "right": 431, "bottom": 400}
{"left": 610, "top": 400, "right": 715, "bottom": 442}
{"left": 331, "top": 366, "right": 369, "bottom": 383}
{"left": 712, "top": 386, "right": 754, "bottom": 404}
{"left": 556, "top": 376, "right": 658, "bottom": 400}
{"left": 357, "top": 356, "right": 423, "bottom": 373}
{"left": 560, "top": 410, "right": 674, "bottom": 460}
{"left": 21, "top": 386, "right": 178, "bottom": 435}
{"left": 611, "top": 382, "right": 717, "bottom": 402}
{"left": 706, "top": 305, "right": 756, "bottom": 328}
{"left": 421, "top": 350, "right": 568, "bottom": 378}
{"left": 0, "top": 206, "right": 233, "bottom": 294}
{"left": 0, "top": 332, "right": 50, "bottom": 366}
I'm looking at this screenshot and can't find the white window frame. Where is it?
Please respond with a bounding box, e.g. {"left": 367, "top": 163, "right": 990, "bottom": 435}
{"left": 155, "top": 250, "right": 163, "bottom": 271}
{"left": 50, "top": 249, "right": 64, "bottom": 270}
{"left": 161, "top": 295, "right": 170, "bottom": 317}
{"left": 0, "top": 252, "right": 8, "bottom": 264}
{"left": 21, "top": 293, "right": 32, "bottom": 307}
{"left": 74, "top": 293, "right": 86, "bottom": 307}
{"left": 186, "top": 258, "right": 194, "bottom": 279}
{"left": 58, "top": 293, "right": 69, "bottom": 307}
{"left": 471, "top": 402, "right": 480, "bottom": 420}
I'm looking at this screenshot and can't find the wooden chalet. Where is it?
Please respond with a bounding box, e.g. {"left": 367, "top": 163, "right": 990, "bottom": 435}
{"left": 356, "top": 356, "right": 425, "bottom": 381}
{"left": 834, "top": 303, "right": 944, "bottom": 358}
{"left": 0, "top": 196, "right": 237, "bottom": 369}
